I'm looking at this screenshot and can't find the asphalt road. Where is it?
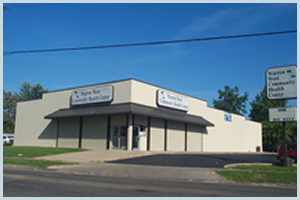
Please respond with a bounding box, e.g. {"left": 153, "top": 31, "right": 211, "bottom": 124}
{"left": 108, "top": 153, "right": 278, "bottom": 168}
{"left": 3, "top": 168, "right": 296, "bottom": 197}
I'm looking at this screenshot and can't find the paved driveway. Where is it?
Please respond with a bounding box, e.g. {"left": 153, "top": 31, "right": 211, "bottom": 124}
{"left": 107, "top": 153, "right": 278, "bottom": 168}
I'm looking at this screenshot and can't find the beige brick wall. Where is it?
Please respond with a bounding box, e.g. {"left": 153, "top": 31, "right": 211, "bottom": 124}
{"left": 58, "top": 118, "right": 79, "bottom": 148}
{"left": 167, "top": 121, "right": 185, "bottom": 151}
{"left": 187, "top": 124, "right": 203, "bottom": 152}
{"left": 82, "top": 116, "right": 107, "bottom": 149}
{"left": 203, "top": 107, "right": 262, "bottom": 152}
{"left": 150, "top": 118, "right": 165, "bottom": 151}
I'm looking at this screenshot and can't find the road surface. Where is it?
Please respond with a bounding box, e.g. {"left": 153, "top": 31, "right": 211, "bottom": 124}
{"left": 3, "top": 168, "right": 296, "bottom": 197}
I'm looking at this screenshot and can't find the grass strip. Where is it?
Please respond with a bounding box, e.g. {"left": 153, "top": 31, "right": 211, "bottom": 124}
{"left": 226, "top": 165, "right": 297, "bottom": 172}
{"left": 3, "top": 146, "right": 87, "bottom": 158}
{"left": 3, "top": 158, "right": 76, "bottom": 169}
{"left": 217, "top": 165, "right": 297, "bottom": 184}
{"left": 217, "top": 170, "right": 297, "bottom": 184}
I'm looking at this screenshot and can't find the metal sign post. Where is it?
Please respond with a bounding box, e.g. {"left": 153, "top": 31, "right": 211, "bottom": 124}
{"left": 281, "top": 100, "right": 288, "bottom": 165}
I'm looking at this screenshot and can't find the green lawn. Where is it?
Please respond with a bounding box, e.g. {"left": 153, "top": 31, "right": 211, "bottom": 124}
{"left": 217, "top": 165, "right": 297, "bottom": 184}
{"left": 3, "top": 146, "right": 87, "bottom": 158}
{"left": 3, "top": 146, "right": 88, "bottom": 169}
{"left": 3, "top": 158, "right": 76, "bottom": 169}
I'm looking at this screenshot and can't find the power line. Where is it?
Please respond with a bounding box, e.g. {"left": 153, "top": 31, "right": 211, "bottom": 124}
{"left": 3, "top": 3, "right": 62, "bottom": 8}
{"left": 3, "top": 3, "right": 62, "bottom": 12}
{"left": 3, "top": 30, "right": 297, "bottom": 56}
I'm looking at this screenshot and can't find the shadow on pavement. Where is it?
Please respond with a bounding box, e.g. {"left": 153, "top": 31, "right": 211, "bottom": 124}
{"left": 107, "top": 153, "right": 278, "bottom": 168}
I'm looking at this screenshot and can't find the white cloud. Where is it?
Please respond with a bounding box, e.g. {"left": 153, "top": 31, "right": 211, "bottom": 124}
{"left": 176, "top": 8, "right": 245, "bottom": 38}
{"left": 175, "top": 4, "right": 296, "bottom": 39}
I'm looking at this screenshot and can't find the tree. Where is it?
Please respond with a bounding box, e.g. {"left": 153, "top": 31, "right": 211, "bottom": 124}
{"left": 249, "top": 86, "right": 285, "bottom": 122}
{"left": 19, "top": 82, "right": 48, "bottom": 101}
{"left": 249, "top": 86, "right": 296, "bottom": 151}
{"left": 3, "top": 91, "right": 19, "bottom": 133}
{"left": 3, "top": 82, "right": 48, "bottom": 133}
{"left": 213, "top": 86, "right": 249, "bottom": 116}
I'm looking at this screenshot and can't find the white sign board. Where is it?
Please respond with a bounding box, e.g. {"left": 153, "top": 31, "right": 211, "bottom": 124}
{"left": 266, "top": 65, "right": 297, "bottom": 100}
{"left": 71, "top": 85, "right": 113, "bottom": 106}
{"left": 269, "top": 107, "right": 297, "bottom": 122}
{"left": 157, "top": 90, "right": 189, "bottom": 111}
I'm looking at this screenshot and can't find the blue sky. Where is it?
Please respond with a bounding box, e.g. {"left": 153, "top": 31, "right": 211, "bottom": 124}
{"left": 3, "top": 3, "right": 297, "bottom": 117}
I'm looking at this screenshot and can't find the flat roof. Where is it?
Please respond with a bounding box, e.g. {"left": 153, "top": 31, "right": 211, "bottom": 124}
{"left": 45, "top": 103, "right": 214, "bottom": 127}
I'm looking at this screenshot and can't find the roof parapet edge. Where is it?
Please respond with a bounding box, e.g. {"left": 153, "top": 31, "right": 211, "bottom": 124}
{"left": 45, "top": 78, "right": 208, "bottom": 105}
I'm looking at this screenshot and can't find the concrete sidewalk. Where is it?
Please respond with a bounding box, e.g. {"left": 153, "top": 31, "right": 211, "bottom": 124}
{"left": 34, "top": 149, "right": 228, "bottom": 183}
{"left": 48, "top": 163, "right": 228, "bottom": 183}
{"left": 34, "top": 149, "right": 155, "bottom": 164}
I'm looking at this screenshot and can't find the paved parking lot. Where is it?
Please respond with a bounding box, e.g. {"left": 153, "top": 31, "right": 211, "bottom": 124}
{"left": 108, "top": 153, "right": 278, "bottom": 168}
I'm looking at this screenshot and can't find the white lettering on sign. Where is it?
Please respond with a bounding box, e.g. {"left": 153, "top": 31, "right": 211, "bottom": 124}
{"left": 266, "top": 65, "right": 297, "bottom": 100}
{"left": 269, "top": 107, "right": 297, "bottom": 122}
{"left": 71, "top": 85, "right": 113, "bottom": 106}
{"left": 157, "top": 90, "right": 189, "bottom": 111}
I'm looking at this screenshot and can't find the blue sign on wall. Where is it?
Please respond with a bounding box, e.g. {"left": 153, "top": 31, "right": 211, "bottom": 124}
{"left": 225, "top": 112, "right": 232, "bottom": 122}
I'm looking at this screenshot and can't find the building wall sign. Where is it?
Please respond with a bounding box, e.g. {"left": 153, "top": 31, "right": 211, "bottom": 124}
{"left": 224, "top": 112, "right": 232, "bottom": 122}
{"left": 269, "top": 107, "right": 297, "bottom": 122}
{"left": 71, "top": 85, "right": 113, "bottom": 106}
{"left": 157, "top": 90, "right": 189, "bottom": 111}
{"left": 266, "top": 65, "right": 297, "bottom": 100}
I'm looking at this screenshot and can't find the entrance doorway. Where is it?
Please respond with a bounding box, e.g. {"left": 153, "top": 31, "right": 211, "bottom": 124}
{"left": 133, "top": 126, "right": 146, "bottom": 150}
{"left": 112, "top": 126, "right": 127, "bottom": 150}
{"left": 133, "top": 126, "right": 139, "bottom": 150}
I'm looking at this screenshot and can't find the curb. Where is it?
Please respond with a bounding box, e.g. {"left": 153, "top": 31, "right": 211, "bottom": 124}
{"left": 3, "top": 164, "right": 36, "bottom": 170}
{"left": 223, "top": 163, "right": 273, "bottom": 169}
{"left": 223, "top": 162, "right": 297, "bottom": 168}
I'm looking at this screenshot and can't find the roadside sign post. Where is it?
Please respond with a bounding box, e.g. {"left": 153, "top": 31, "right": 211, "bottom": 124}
{"left": 266, "top": 65, "right": 297, "bottom": 167}
{"left": 281, "top": 100, "right": 288, "bottom": 166}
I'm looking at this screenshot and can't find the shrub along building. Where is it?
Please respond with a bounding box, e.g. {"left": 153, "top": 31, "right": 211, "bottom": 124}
{"left": 14, "top": 79, "right": 262, "bottom": 152}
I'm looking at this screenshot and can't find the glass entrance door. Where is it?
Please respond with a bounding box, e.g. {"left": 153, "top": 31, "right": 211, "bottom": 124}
{"left": 133, "top": 126, "right": 140, "bottom": 150}
{"left": 133, "top": 126, "right": 146, "bottom": 150}
{"left": 112, "top": 126, "right": 127, "bottom": 150}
